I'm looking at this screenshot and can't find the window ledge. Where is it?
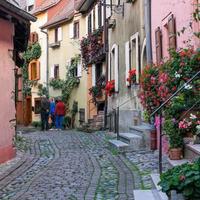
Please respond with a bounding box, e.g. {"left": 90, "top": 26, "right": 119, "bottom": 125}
{"left": 49, "top": 41, "right": 60, "bottom": 48}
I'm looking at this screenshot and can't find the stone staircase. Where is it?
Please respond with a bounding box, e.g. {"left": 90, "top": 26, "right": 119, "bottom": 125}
{"left": 109, "top": 122, "right": 155, "bottom": 152}
{"left": 81, "top": 111, "right": 105, "bottom": 131}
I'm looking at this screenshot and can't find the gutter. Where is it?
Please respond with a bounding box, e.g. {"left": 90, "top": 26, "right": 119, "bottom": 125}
{"left": 144, "top": 0, "right": 152, "bottom": 64}
{"left": 41, "top": 29, "right": 49, "bottom": 97}
{"left": 0, "top": 0, "right": 36, "bottom": 22}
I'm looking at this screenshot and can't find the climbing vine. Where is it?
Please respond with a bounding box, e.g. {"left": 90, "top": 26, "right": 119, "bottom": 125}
{"left": 49, "top": 55, "right": 81, "bottom": 104}
{"left": 22, "top": 43, "right": 42, "bottom": 96}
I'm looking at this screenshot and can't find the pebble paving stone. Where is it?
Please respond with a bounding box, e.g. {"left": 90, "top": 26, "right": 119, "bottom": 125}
{"left": 0, "top": 131, "right": 136, "bottom": 200}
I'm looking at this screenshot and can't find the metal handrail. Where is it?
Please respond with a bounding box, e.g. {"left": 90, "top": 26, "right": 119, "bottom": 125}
{"left": 151, "top": 70, "right": 200, "bottom": 117}
{"left": 150, "top": 70, "right": 200, "bottom": 174}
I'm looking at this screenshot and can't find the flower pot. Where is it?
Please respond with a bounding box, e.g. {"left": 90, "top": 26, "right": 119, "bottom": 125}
{"left": 169, "top": 148, "right": 182, "bottom": 160}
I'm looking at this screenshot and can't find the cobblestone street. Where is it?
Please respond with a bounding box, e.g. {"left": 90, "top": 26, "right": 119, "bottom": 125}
{"left": 0, "top": 131, "right": 137, "bottom": 200}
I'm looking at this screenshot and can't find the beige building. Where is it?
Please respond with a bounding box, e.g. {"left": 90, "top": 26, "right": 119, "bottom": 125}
{"left": 42, "top": 0, "right": 88, "bottom": 127}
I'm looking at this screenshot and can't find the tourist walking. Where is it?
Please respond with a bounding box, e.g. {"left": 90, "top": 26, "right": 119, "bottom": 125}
{"left": 55, "top": 98, "right": 66, "bottom": 130}
{"left": 40, "top": 95, "right": 50, "bottom": 131}
{"left": 50, "top": 98, "right": 55, "bottom": 128}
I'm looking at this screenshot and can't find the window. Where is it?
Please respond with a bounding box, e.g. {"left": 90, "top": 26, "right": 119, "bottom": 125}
{"left": 79, "top": 108, "right": 85, "bottom": 124}
{"left": 88, "top": 14, "right": 92, "bottom": 34}
{"left": 29, "top": 60, "right": 40, "bottom": 80}
{"left": 74, "top": 21, "right": 79, "bottom": 39}
{"left": 93, "top": 8, "right": 96, "bottom": 30}
{"left": 96, "top": 63, "right": 103, "bottom": 83}
{"left": 98, "top": 3, "right": 102, "bottom": 28}
{"left": 54, "top": 65, "right": 59, "bottom": 79}
{"left": 109, "top": 44, "right": 119, "bottom": 92}
{"left": 55, "top": 27, "right": 62, "bottom": 42}
{"left": 30, "top": 32, "right": 38, "bottom": 44}
{"left": 34, "top": 98, "right": 41, "bottom": 114}
{"left": 69, "top": 59, "right": 78, "bottom": 77}
{"left": 130, "top": 32, "right": 140, "bottom": 83}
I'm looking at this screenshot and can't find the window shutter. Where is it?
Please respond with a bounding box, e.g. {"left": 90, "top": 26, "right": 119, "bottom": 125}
{"left": 50, "top": 66, "right": 54, "bottom": 78}
{"left": 168, "top": 14, "right": 176, "bottom": 49}
{"left": 95, "top": 5, "right": 98, "bottom": 30}
{"left": 69, "top": 24, "right": 74, "bottom": 39}
{"left": 86, "top": 15, "right": 88, "bottom": 35}
{"left": 101, "top": 4, "right": 104, "bottom": 26}
{"left": 58, "top": 27, "right": 62, "bottom": 41}
{"left": 28, "top": 63, "right": 32, "bottom": 80}
{"left": 92, "top": 64, "right": 96, "bottom": 86}
{"left": 108, "top": 53, "right": 111, "bottom": 81}
{"left": 106, "top": 0, "right": 111, "bottom": 18}
{"left": 125, "top": 41, "right": 130, "bottom": 87}
{"left": 114, "top": 45, "right": 119, "bottom": 92}
{"left": 36, "top": 61, "right": 40, "bottom": 80}
{"left": 34, "top": 32, "right": 38, "bottom": 43}
{"left": 77, "top": 61, "right": 82, "bottom": 77}
{"left": 155, "top": 27, "right": 162, "bottom": 64}
{"left": 91, "top": 10, "right": 94, "bottom": 31}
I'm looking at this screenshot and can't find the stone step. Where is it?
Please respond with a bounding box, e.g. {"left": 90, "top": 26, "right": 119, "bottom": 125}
{"left": 119, "top": 132, "right": 144, "bottom": 151}
{"left": 129, "top": 123, "right": 155, "bottom": 150}
{"left": 150, "top": 174, "right": 168, "bottom": 200}
{"left": 133, "top": 189, "right": 165, "bottom": 200}
{"left": 98, "top": 111, "right": 104, "bottom": 115}
{"left": 184, "top": 144, "right": 200, "bottom": 161}
{"left": 167, "top": 158, "right": 190, "bottom": 167}
{"left": 108, "top": 139, "right": 129, "bottom": 152}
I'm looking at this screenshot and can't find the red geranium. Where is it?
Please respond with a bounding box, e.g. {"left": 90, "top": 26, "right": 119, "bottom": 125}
{"left": 105, "top": 80, "right": 115, "bottom": 96}
{"left": 127, "top": 68, "right": 136, "bottom": 85}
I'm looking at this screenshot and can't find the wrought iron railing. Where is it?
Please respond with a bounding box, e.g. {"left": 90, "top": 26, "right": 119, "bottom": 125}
{"left": 150, "top": 70, "right": 200, "bottom": 174}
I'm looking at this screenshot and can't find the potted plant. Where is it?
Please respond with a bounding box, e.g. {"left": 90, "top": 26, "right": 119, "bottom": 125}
{"left": 179, "top": 113, "right": 200, "bottom": 144}
{"left": 105, "top": 80, "right": 115, "bottom": 96}
{"left": 127, "top": 68, "right": 137, "bottom": 85}
{"left": 163, "top": 119, "right": 183, "bottom": 160}
{"left": 159, "top": 158, "right": 200, "bottom": 200}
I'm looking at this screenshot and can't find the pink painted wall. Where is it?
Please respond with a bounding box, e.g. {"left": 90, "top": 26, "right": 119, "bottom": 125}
{"left": 0, "top": 19, "right": 16, "bottom": 163}
{"left": 151, "top": 0, "right": 200, "bottom": 62}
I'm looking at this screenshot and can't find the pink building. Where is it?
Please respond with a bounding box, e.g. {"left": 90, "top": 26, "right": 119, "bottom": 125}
{"left": 151, "top": 0, "right": 200, "bottom": 151}
{"left": 151, "top": 0, "right": 200, "bottom": 64}
{"left": 0, "top": 1, "right": 36, "bottom": 163}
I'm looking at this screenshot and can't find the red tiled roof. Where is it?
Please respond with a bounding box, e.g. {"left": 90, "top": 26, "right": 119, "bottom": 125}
{"left": 33, "top": 0, "right": 61, "bottom": 15}
{"left": 41, "top": 0, "right": 74, "bottom": 29}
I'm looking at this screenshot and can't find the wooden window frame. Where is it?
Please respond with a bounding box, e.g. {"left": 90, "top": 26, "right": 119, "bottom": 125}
{"left": 168, "top": 14, "right": 177, "bottom": 50}
{"left": 29, "top": 60, "right": 40, "bottom": 81}
{"left": 55, "top": 28, "right": 58, "bottom": 42}
{"left": 54, "top": 64, "right": 59, "bottom": 79}
{"left": 88, "top": 14, "right": 92, "bottom": 34}
{"left": 73, "top": 21, "right": 80, "bottom": 39}
{"left": 155, "top": 27, "right": 163, "bottom": 64}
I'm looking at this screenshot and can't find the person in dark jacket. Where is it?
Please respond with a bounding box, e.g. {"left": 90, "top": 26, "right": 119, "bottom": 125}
{"left": 40, "top": 95, "right": 50, "bottom": 131}
{"left": 55, "top": 98, "right": 66, "bottom": 130}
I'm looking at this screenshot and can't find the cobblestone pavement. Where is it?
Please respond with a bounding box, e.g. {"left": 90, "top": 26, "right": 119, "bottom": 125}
{"left": 0, "top": 131, "right": 136, "bottom": 200}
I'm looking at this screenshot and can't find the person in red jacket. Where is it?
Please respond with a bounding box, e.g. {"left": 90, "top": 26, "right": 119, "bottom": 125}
{"left": 55, "top": 98, "right": 66, "bottom": 130}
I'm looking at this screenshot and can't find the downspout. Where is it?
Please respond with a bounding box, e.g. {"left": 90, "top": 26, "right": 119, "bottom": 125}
{"left": 103, "top": 0, "right": 109, "bottom": 129}
{"left": 41, "top": 29, "right": 49, "bottom": 97}
{"left": 144, "top": 0, "right": 152, "bottom": 64}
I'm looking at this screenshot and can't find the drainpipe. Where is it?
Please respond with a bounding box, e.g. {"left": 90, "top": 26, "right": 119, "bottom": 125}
{"left": 103, "top": 0, "right": 109, "bottom": 129}
{"left": 144, "top": 0, "right": 152, "bottom": 64}
{"left": 41, "top": 29, "right": 49, "bottom": 97}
